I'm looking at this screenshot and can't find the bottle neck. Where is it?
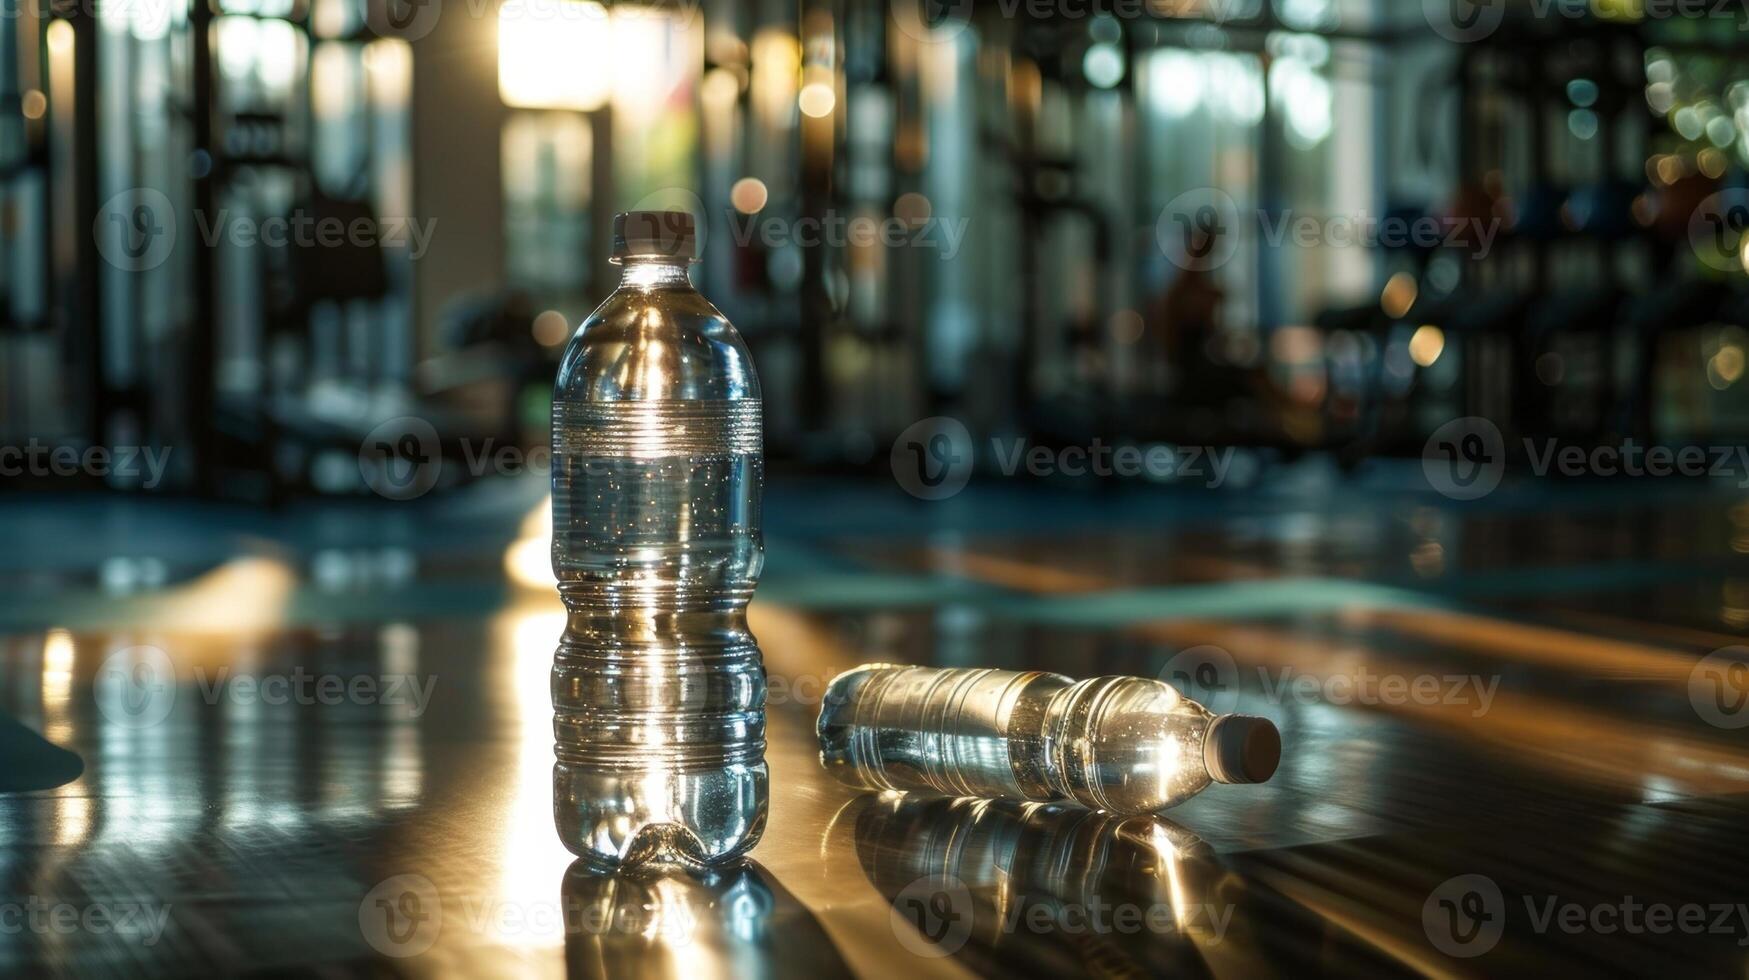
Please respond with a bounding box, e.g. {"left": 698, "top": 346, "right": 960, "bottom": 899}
{"left": 615, "top": 257, "right": 692, "bottom": 290}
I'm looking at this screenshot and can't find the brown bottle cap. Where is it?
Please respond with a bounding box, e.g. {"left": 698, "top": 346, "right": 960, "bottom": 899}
{"left": 612, "top": 210, "right": 696, "bottom": 261}
{"left": 1204, "top": 715, "right": 1281, "bottom": 785}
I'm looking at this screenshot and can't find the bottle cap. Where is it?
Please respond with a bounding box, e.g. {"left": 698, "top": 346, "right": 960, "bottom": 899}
{"left": 612, "top": 210, "right": 697, "bottom": 262}
{"left": 1203, "top": 715, "right": 1280, "bottom": 785}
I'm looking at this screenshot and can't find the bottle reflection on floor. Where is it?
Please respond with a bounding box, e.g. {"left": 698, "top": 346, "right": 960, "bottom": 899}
{"left": 848, "top": 794, "right": 1231, "bottom": 975}
{"left": 560, "top": 858, "right": 847, "bottom": 980}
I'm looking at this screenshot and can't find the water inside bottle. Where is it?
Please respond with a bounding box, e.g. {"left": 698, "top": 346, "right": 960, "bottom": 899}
{"left": 550, "top": 232, "right": 768, "bottom": 869}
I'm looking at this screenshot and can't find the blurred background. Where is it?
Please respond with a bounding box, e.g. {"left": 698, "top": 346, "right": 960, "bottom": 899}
{"left": 4, "top": 0, "right": 1749, "bottom": 495}
{"left": 8, "top": 3, "right": 1749, "bottom": 975}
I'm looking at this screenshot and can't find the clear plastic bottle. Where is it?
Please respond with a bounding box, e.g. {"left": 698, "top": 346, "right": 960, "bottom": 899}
{"left": 817, "top": 665, "right": 1279, "bottom": 814}
{"left": 550, "top": 211, "right": 766, "bottom": 868}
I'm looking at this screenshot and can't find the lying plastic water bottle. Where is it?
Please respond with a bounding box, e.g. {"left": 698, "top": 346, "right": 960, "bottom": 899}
{"left": 550, "top": 211, "right": 766, "bottom": 868}
{"left": 817, "top": 665, "right": 1279, "bottom": 814}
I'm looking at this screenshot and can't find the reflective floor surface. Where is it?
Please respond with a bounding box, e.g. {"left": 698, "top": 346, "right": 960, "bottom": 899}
{"left": 1, "top": 464, "right": 1748, "bottom": 977}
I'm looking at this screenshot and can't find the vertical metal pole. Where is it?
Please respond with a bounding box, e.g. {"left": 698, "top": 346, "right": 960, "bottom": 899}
{"left": 589, "top": 106, "right": 615, "bottom": 304}
{"left": 189, "top": 0, "right": 218, "bottom": 493}
{"left": 796, "top": 0, "right": 829, "bottom": 430}
{"left": 1256, "top": 43, "right": 1283, "bottom": 334}
{"left": 69, "top": 8, "right": 104, "bottom": 451}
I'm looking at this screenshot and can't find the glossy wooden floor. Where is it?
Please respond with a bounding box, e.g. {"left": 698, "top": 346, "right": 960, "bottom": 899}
{"left": 2, "top": 467, "right": 1747, "bottom": 977}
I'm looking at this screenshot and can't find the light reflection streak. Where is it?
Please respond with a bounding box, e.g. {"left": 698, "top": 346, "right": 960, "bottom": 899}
{"left": 221, "top": 640, "right": 267, "bottom": 831}
{"left": 507, "top": 498, "right": 557, "bottom": 591}
{"left": 53, "top": 795, "right": 91, "bottom": 848}
{"left": 146, "top": 557, "right": 295, "bottom": 636}
{"left": 1153, "top": 822, "right": 1191, "bottom": 931}
{"left": 494, "top": 604, "right": 574, "bottom": 945}
{"left": 97, "top": 635, "right": 194, "bottom": 847}
{"left": 382, "top": 622, "right": 424, "bottom": 808}
{"left": 42, "top": 628, "right": 74, "bottom": 744}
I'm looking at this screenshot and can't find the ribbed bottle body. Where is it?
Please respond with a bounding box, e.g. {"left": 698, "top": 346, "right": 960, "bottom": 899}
{"left": 551, "top": 259, "right": 767, "bottom": 868}
{"left": 818, "top": 665, "right": 1233, "bottom": 815}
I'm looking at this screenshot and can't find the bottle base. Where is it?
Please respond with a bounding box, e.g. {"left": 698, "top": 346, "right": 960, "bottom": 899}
{"left": 554, "top": 761, "right": 768, "bottom": 870}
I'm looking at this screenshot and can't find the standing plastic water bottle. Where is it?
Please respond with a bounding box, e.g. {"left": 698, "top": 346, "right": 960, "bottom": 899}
{"left": 818, "top": 665, "right": 1279, "bottom": 814}
{"left": 551, "top": 211, "right": 767, "bottom": 868}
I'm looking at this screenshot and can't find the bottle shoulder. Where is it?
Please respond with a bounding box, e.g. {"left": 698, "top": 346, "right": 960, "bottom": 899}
{"left": 555, "top": 287, "right": 760, "bottom": 402}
